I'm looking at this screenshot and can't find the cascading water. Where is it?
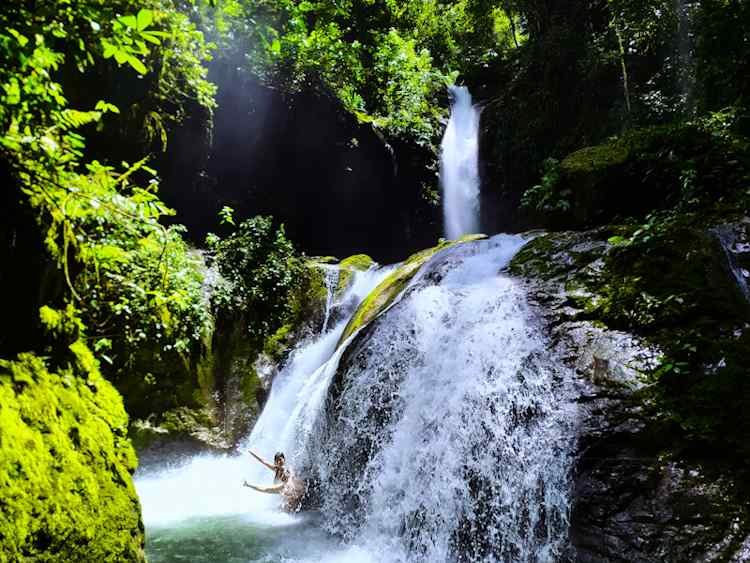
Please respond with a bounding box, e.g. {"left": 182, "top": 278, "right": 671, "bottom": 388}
{"left": 715, "top": 226, "right": 750, "bottom": 305}
{"left": 321, "top": 266, "right": 340, "bottom": 333}
{"left": 312, "top": 235, "right": 579, "bottom": 562}
{"left": 440, "top": 86, "right": 481, "bottom": 240}
{"left": 135, "top": 265, "right": 393, "bottom": 562}
{"left": 137, "top": 236, "right": 580, "bottom": 562}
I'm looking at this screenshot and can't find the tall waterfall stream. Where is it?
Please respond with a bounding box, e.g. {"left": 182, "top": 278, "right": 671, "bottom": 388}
{"left": 440, "top": 86, "right": 481, "bottom": 240}
{"left": 136, "top": 236, "right": 580, "bottom": 562}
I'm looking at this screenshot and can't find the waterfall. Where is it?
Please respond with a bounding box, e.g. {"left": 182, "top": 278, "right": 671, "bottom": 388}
{"left": 674, "top": 0, "right": 696, "bottom": 114}
{"left": 440, "top": 86, "right": 481, "bottom": 240}
{"left": 321, "top": 265, "right": 340, "bottom": 333}
{"left": 137, "top": 237, "right": 580, "bottom": 562}
{"left": 313, "top": 235, "right": 579, "bottom": 561}
{"left": 135, "top": 265, "right": 391, "bottom": 527}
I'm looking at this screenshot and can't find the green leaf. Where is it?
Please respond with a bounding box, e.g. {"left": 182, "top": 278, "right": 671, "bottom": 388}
{"left": 270, "top": 38, "right": 282, "bottom": 56}
{"left": 126, "top": 55, "right": 148, "bottom": 75}
{"left": 8, "top": 28, "right": 29, "bottom": 47}
{"left": 219, "top": 206, "right": 236, "bottom": 226}
{"left": 95, "top": 245, "right": 129, "bottom": 263}
{"left": 4, "top": 80, "right": 21, "bottom": 105}
{"left": 141, "top": 31, "right": 162, "bottom": 46}
{"left": 101, "top": 40, "right": 116, "bottom": 58}
{"left": 119, "top": 14, "right": 138, "bottom": 29}
{"left": 113, "top": 50, "right": 129, "bottom": 65}
{"left": 95, "top": 100, "right": 121, "bottom": 114}
{"left": 136, "top": 9, "right": 154, "bottom": 31}
{"left": 607, "top": 235, "right": 629, "bottom": 246}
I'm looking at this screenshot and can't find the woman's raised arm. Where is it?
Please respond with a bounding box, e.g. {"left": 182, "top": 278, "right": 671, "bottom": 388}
{"left": 248, "top": 450, "right": 275, "bottom": 471}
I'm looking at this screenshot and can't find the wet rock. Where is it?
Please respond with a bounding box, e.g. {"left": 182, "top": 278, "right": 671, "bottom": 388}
{"left": 159, "top": 69, "right": 440, "bottom": 262}
{"left": 130, "top": 415, "right": 230, "bottom": 470}
{"left": 510, "top": 226, "right": 750, "bottom": 562}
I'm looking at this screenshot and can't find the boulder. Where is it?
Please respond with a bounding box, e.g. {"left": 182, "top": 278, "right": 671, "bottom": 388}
{"left": 0, "top": 350, "right": 144, "bottom": 561}
{"left": 509, "top": 224, "right": 750, "bottom": 561}
{"left": 338, "top": 235, "right": 486, "bottom": 344}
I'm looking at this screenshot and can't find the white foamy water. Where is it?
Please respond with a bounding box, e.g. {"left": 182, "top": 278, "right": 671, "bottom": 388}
{"left": 135, "top": 266, "right": 391, "bottom": 529}
{"left": 315, "top": 235, "right": 579, "bottom": 562}
{"left": 441, "top": 86, "right": 481, "bottom": 240}
{"left": 321, "top": 265, "right": 340, "bottom": 333}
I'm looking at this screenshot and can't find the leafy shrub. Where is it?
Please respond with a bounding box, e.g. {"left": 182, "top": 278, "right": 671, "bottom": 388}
{"left": 521, "top": 158, "right": 570, "bottom": 213}
{"left": 371, "top": 29, "right": 448, "bottom": 145}
{"left": 207, "top": 217, "right": 303, "bottom": 341}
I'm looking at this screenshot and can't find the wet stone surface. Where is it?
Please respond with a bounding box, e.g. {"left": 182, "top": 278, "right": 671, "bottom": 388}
{"left": 510, "top": 228, "right": 750, "bottom": 562}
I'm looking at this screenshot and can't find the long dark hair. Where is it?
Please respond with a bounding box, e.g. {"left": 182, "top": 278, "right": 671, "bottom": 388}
{"left": 273, "top": 452, "right": 288, "bottom": 482}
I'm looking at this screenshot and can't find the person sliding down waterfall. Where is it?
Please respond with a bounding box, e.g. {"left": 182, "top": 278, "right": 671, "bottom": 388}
{"left": 243, "top": 451, "right": 306, "bottom": 512}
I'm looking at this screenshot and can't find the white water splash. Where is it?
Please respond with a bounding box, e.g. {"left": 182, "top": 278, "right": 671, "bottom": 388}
{"left": 135, "top": 266, "right": 391, "bottom": 527}
{"left": 441, "top": 86, "right": 481, "bottom": 240}
{"left": 321, "top": 266, "right": 340, "bottom": 333}
{"left": 316, "top": 235, "right": 579, "bottom": 562}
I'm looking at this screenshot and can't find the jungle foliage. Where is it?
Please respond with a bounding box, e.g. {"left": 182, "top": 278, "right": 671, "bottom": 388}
{"left": 198, "top": 0, "right": 524, "bottom": 146}
{"left": 207, "top": 216, "right": 303, "bottom": 343}
{"left": 0, "top": 0, "right": 306, "bottom": 406}
{"left": 0, "top": 1, "right": 219, "bottom": 384}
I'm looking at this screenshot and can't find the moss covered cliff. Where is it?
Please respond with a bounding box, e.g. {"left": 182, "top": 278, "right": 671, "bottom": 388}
{"left": 0, "top": 309, "right": 144, "bottom": 561}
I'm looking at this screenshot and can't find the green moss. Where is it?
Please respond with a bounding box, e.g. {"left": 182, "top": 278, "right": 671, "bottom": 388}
{"left": 263, "top": 323, "right": 293, "bottom": 363}
{"left": 340, "top": 254, "right": 374, "bottom": 271}
{"left": 337, "top": 254, "right": 374, "bottom": 295}
{"left": 0, "top": 351, "right": 144, "bottom": 561}
{"left": 160, "top": 406, "right": 214, "bottom": 435}
{"left": 560, "top": 141, "right": 630, "bottom": 174}
{"left": 260, "top": 261, "right": 330, "bottom": 363}
{"left": 194, "top": 324, "right": 216, "bottom": 408}
{"left": 524, "top": 120, "right": 750, "bottom": 229}
{"left": 239, "top": 367, "right": 262, "bottom": 411}
{"left": 312, "top": 256, "right": 338, "bottom": 264}
{"left": 339, "top": 235, "right": 485, "bottom": 344}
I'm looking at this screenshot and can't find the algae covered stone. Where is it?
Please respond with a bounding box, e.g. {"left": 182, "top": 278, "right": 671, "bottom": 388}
{"left": 339, "top": 236, "right": 484, "bottom": 344}
{"left": 336, "top": 254, "right": 375, "bottom": 296}
{"left": 0, "top": 351, "right": 144, "bottom": 561}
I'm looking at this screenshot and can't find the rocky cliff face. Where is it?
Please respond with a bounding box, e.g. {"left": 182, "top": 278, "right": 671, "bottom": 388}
{"left": 509, "top": 225, "right": 750, "bottom": 561}
{"left": 158, "top": 63, "right": 440, "bottom": 263}
{"left": 130, "top": 258, "right": 340, "bottom": 465}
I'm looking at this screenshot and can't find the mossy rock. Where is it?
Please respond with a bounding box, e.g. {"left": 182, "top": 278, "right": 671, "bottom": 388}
{"left": 130, "top": 405, "right": 231, "bottom": 453}
{"left": 336, "top": 254, "right": 374, "bottom": 296}
{"left": 310, "top": 256, "right": 339, "bottom": 264}
{"left": 271, "top": 261, "right": 330, "bottom": 355}
{"left": 340, "top": 254, "right": 374, "bottom": 270}
{"left": 0, "top": 351, "right": 144, "bottom": 561}
{"left": 295, "top": 262, "right": 330, "bottom": 316}
{"left": 560, "top": 141, "right": 630, "bottom": 175}
{"left": 528, "top": 122, "right": 750, "bottom": 229}
{"left": 511, "top": 220, "right": 750, "bottom": 457}
{"left": 339, "top": 235, "right": 485, "bottom": 345}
